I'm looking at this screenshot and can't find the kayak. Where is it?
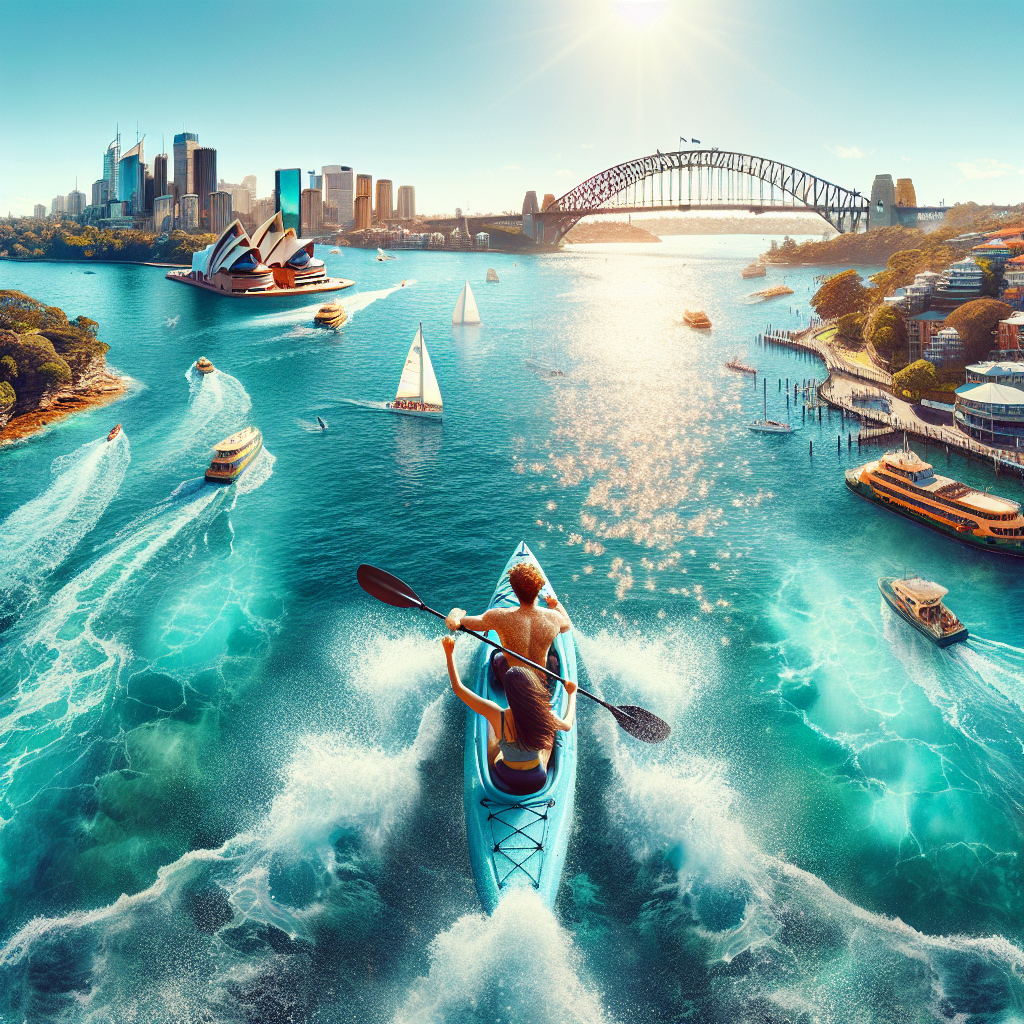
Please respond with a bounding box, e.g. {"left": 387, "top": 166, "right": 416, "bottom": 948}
{"left": 463, "top": 541, "right": 578, "bottom": 913}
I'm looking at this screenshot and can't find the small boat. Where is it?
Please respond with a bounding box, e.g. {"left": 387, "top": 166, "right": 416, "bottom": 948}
{"left": 750, "top": 284, "right": 794, "bottom": 300}
{"left": 330, "top": 248, "right": 340, "bottom": 255}
{"left": 107, "top": 423, "right": 121, "bottom": 442}
{"left": 453, "top": 280, "right": 482, "bottom": 326}
{"left": 526, "top": 333, "right": 566, "bottom": 378}
{"left": 486, "top": 268, "right": 499, "bottom": 283}
{"left": 376, "top": 247, "right": 395, "bottom": 261}
{"left": 464, "top": 541, "right": 578, "bottom": 913}
{"left": 385, "top": 324, "right": 443, "bottom": 421}
{"left": 205, "top": 427, "right": 263, "bottom": 483}
{"left": 314, "top": 301, "right": 347, "bottom": 328}
{"left": 741, "top": 262, "right": 767, "bottom": 279}
{"left": 878, "top": 576, "right": 968, "bottom": 647}
{"left": 726, "top": 358, "right": 756, "bottom": 375}
{"left": 196, "top": 357, "right": 215, "bottom": 374}
{"left": 316, "top": 416, "right": 327, "bottom": 430}
{"left": 683, "top": 310, "right": 711, "bottom": 329}
{"left": 748, "top": 384, "right": 792, "bottom": 434}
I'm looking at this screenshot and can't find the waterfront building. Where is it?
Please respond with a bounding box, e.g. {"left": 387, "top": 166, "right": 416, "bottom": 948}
{"left": 970, "top": 238, "right": 1013, "bottom": 266}
{"left": 397, "top": 185, "right": 416, "bottom": 220}
{"left": 869, "top": 174, "right": 896, "bottom": 229}
{"left": 894, "top": 178, "right": 916, "bottom": 206}
{"left": 153, "top": 154, "right": 168, "bottom": 200}
{"left": 210, "top": 190, "right": 233, "bottom": 234}
{"left": 103, "top": 134, "right": 120, "bottom": 201}
{"left": 275, "top": 168, "right": 302, "bottom": 233}
{"left": 192, "top": 147, "right": 217, "bottom": 229}
{"left": 33, "top": 203, "right": 46, "bottom": 219}
{"left": 90, "top": 179, "right": 109, "bottom": 208}
{"left": 154, "top": 194, "right": 174, "bottom": 234}
{"left": 966, "top": 360, "right": 1024, "bottom": 389}
{"left": 180, "top": 193, "right": 200, "bottom": 231}
{"left": 475, "top": 232, "right": 490, "bottom": 249}
{"left": 1001, "top": 255, "right": 1024, "bottom": 311}
{"left": 954, "top": 381, "right": 1024, "bottom": 447}
{"left": 118, "top": 139, "right": 145, "bottom": 213}
{"left": 996, "top": 312, "right": 1024, "bottom": 355}
{"left": 931, "top": 257, "right": 984, "bottom": 310}
{"left": 323, "top": 166, "right": 354, "bottom": 226}
{"left": 907, "top": 310, "right": 947, "bottom": 362}
{"left": 923, "top": 326, "right": 963, "bottom": 367}
{"left": 354, "top": 194, "right": 371, "bottom": 230}
{"left": 300, "top": 188, "right": 323, "bottom": 235}
{"left": 174, "top": 132, "right": 199, "bottom": 200}
{"left": 375, "top": 179, "right": 393, "bottom": 224}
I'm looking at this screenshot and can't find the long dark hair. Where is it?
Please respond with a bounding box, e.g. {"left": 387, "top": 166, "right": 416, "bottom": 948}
{"left": 504, "top": 666, "right": 557, "bottom": 752}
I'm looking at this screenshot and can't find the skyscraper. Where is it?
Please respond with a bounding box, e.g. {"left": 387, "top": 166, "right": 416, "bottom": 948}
{"left": 356, "top": 174, "right": 372, "bottom": 200}
{"left": 353, "top": 195, "right": 371, "bottom": 231}
{"left": 180, "top": 194, "right": 199, "bottom": 231}
{"left": 275, "top": 168, "right": 302, "bottom": 233}
{"left": 192, "top": 147, "right": 217, "bottom": 229}
{"left": 91, "top": 180, "right": 109, "bottom": 208}
{"left": 210, "top": 191, "right": 233, "bottom": 233}
{"left": 103, "top": 133, "right": 120, "bottom": 201}
{"left": 154, "top": 195, "right": 174, "bottom": 234}
{"left": 144, "top": 172, "right": 155, "bottom": 216}
{"left": 33, "top": 204, "right": 46, "bottom": 219}
{"left": 51, "top": 195, "right": 66, "bottom": 215}
{"left": 375, "top": 179, "right": 393, "bottom": 224}
{"left": 173, "top": 131, "right": 199, "bottom": 200}
{"left": 308, "top": 171, "right": 322, "bottom": 191}
{"left": 397, "top": 185, "right": 416, "bottom": 220}
{"left": 241, "top": 175, "right": 257, "bottom": 206}
{"left": 300, "top": 188, "right": 323, "bottom": 235}
{"left": 118, "top": 139, "right": 145, "bottom": 214}
{"left": 154, "top": 153, "right": 168, "bottom": 198}
{"left": 323, "top": 166, "right": 354, "bottom": 227}
{"left": 66, "top": 190, "right": 86, "bottom": 217}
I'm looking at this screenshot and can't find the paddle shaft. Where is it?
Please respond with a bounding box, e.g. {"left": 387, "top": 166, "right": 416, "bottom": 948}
{"left": 415, "top": 601, "right": 625, "bottom": 717}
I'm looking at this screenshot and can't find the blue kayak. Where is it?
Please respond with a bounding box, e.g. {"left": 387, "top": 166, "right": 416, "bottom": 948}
{"left": 463, "top": 541, "right": 578, "bottom": 913}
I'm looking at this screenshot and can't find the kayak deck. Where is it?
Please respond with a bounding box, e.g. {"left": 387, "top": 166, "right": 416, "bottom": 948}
{"left": 463, "top": 541, "right": 578, "bottom": 913}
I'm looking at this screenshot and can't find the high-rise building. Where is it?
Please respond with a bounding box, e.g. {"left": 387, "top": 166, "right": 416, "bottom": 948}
{"left": 252, "top": 196, "right": 275, "bottom": 226}
{"left": 180, "top": 194, "right": 200, "bottom": 231}
{"left": 118, "top": 139, "right": 145, "bottom": 213}
{"left": 154, "top": 195, "right": 174, "bottom": 233}
{"left": 397, "top": 185, "right": 416, "bottom": 220}
{"left": 230, "top": 188, "right": 251, "bottom": 215}
{"left": 103, "top": 133, "right": 120, "bottom": 203}
{"left": 375, "top": 179, "right": 393, "bottom": 224}
{"left": 173, "top": 131, "right": 199, "bottom": 200}
{"left": 323, "top": 165, "right": 354, "bottom": 227}
{"left": 66, "top": 190, "right": 86, "bottom": 217}
{"left": 210, "top": 191, "right": 233, "bottom": 233}
{"left": 356, "top": 173, "right": 372, "bottom": 198}
{"left": 33, "top": 203, "right": 46, "bottom": 219}
{"left": 192, "top": 147, "right": 217, "bottom": 229}
{"left": 91, "top": 180, "right": 109, "bottom": 208}
{"left": 300, "top": 188, "right": 323, "bottom": 235}
{"left": 308, "top": 171, "right": 322, "bottom": 191}
{"left": 144, "top": 172, "right": 155, "bottom": 215}
{"left": 275, "top": 168, "right": 302, "bottom": 233}
{"left": 154, "top": 153, "right": 168, "bottom": 199}
{"left": 50, "top": 195, "right": 65, "bottom": 215}
{"left": 353, "top": 194, "right": 371, "bottom": 230}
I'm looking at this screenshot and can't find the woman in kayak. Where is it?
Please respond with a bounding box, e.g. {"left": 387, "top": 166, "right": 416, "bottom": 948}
{"left": 441, "top": 634, "right": 577, "bottom": 794}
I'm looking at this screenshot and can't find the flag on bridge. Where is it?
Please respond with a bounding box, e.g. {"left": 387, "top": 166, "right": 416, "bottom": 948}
{"left": 692, "top": 139, "right": 701, "bottom": 144}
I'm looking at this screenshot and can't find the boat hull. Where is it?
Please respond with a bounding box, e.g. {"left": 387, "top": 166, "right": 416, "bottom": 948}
{"left": 463, "top": 542, "right": 578, "bottom": 914}
{"left": 748, "top": 422, "right": 793, "bottom": 434}
{"left": 385, "top": 403, "right": 442, "bottom": 421}
{"left": 845, "top": 470, "right": 1024, "bottom": 558}
{"left": 878, "top": 578, "right": 968, "bottom": 647}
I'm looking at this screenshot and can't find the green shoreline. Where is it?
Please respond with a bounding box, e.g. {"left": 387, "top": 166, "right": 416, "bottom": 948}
{"left": 0, "top": 255, "right": 188, "bottom": 269}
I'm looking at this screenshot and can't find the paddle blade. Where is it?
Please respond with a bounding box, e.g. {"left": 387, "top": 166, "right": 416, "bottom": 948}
{"left": 611, "top": 705, "right": 671, "bottom": 744}
{"left": 356, "top": 564, "right": 424, "bottom": 610}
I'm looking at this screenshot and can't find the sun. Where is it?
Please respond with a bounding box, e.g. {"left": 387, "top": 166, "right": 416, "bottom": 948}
{"left": 612, "top": 0, "right": 668, "bottom": 30}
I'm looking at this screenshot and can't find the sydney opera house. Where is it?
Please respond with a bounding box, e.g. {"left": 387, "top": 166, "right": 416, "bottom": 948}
{"left": 166, "top": 212, "right": 353, "bottom": 297}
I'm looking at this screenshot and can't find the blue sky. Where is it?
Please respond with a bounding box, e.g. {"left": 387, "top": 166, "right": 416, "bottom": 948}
{"left": 1, "top": 0, "right": 1020, "bottom": 217}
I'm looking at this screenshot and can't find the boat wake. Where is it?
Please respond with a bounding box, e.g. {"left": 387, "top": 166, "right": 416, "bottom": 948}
{"left": 0, "top": 431, "right": 130, "bottom": 621}
{"left": 340, "top": 282, "right": 408, "bottom": 318}
{"left": 232, "top": 446, "right": 275, "bottom": 498}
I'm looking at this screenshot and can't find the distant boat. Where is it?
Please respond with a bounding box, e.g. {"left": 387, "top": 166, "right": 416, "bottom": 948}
{"left": 107, "top": 423, "right": 121, "bottom": 442}
{"left": 453, "top": 281, "right": 482, "bottom": 325}
{"left": 376, "top": 248, "right": 395, "bottom": 261}
{"left": 525, "top": 332, "right": 566, "bottom": 378}
{"left": 196, "top": 357, "right": 215, "bottom": 374}
{"left": 317, "top": 416, "right": 328, "bottom": 430}
{"left": 725, "top": 358, "right": 756, "bottom": 375}
{"left": 486, "top": 268, "right": 499, "bottom": 283}
{"left": 205, "top": 427, "right": 263, "bottom": 483}
{"left": 741, "top": 263, "right": 767, "bottom": 279}
{"left": 748, "top": 384, "right": 793, "bottom": 434}
{"left": 683, "top": 310, "right": 711, "bottom": 329}
{"left": 749, "top": 284, "right": 794, "bottom": 301}
{"left": 314, "top": 301, "right": 347, "bottom": 328}
{"left": 386, "top": 324, "right": 443, "bottom": 421}
{"left": 330, "top": 248, "right": 340, "bottom": 254}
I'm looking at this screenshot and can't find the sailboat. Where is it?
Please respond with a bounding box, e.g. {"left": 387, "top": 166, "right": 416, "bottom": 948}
{"left": 385, "top": 324, "right": 443, "bottom": 421}
{"left": 525, "top": 327, "right": 566, "bottom": 378}
{"left": 452, "top": 280, "right": 482, "bottom": 326}
{"left": 748, "top": 382, "right": 793, "bottom": 434}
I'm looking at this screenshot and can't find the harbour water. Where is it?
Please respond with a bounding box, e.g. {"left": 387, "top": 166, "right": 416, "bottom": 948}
{"left": 1, "top": 236, "right": 1022, "bottom": 1023}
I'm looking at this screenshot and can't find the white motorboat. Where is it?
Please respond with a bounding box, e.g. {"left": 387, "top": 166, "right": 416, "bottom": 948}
{"left": 748, "top": 384, "right": 792, "bottom": 434}
{"left": 385, "top": 324, "right": 443, "bottom": 421}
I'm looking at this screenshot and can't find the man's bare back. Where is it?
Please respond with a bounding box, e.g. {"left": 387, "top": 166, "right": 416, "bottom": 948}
{"left": 446, "top": 595, "right": 571, "bottom": 669}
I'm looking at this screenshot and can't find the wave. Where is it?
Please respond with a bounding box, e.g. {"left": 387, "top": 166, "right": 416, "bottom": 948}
{"left": 0, "top": 432, "right": 130, "bottom": 618}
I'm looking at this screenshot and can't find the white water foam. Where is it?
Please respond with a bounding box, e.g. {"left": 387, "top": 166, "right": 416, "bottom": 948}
{"left": 0, "top": 431, "right": 130, "bottom": 608}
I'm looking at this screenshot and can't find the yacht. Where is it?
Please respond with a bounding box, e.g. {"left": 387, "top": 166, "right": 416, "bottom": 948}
{"left": 205, "top": 427, "right": 263, "bottom": 483}
{"left": 386, "top": 325, "right": 443, "bottom": 421}
{"left": 683, "top": 310, "right": 711, "bottom": 329}
{"left": 748, "top": 384, "right": 793, "bottom": 434}
{"left": 196, "top": 357, "right": 215, "bottom": 374}
{"left": 846, "top": 448, "right": 1024, "bottom": 556}
{"left": 878, "top": 576, "right": 968, "bottom": 647}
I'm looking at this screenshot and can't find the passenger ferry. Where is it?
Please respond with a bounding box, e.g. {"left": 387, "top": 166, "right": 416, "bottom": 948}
{"left": 845, "top": 448, "right": 1024, "bottom": 557}
{"left": 205, "top": 427, "right": 263, "bottom": 484}
{"left": 878, "top": 576, "right": 968, "bottom": 647}
{"left": 683, "top": 310, "right": 712, "bottom": 329}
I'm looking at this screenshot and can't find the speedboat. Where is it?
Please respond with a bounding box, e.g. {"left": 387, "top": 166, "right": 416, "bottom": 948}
{"left": 878, "top": 576, "right": 968, "bottom": 647}
{"left": 385, "top": 324, "right": 443, "bottom": 420}
{"left": 205, "top": 427, "right": 262, "bottom": 483}
{"left": 196, "top": 357, "right": 214, "bottom": 374}
{"left": 464, "top": 542, "right": 577, "bottom": 912}
{"left": 376, "top": 247, "right": 395, "bottom": 261}
{"left": 107, "top": 423, "right": 121, "bottom": 442}
{"left": 683, "top": 310, "right": 711, "bottom": 329}
{"left": 330, "top": 248, "right": 340, "bottom": 255}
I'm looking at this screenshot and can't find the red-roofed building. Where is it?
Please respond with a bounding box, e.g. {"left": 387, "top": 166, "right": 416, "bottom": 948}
{"left": 971, "top": 238, "right": 1013, "bottom": 265}
{"left": 986, "top": 225, "right": 1024, "bottom": 242}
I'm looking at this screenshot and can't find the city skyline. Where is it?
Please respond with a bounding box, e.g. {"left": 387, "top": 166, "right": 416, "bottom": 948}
{"left": 1, "top": 0, "right": 1021, "bottom": 218}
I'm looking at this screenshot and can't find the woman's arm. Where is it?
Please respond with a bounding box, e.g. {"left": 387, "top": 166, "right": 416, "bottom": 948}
{"left": 552, "top": 676, "right": 578, "bottom": 731}
{"left": 442, "top": 636, "right": 502, "bottom": 733}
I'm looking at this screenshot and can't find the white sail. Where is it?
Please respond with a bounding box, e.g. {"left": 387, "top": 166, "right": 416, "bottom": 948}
{"left": 452, "top": 281, "right": 482, "bottom": 325}
{"left": 394, "top": 326, "right": 442, "bottom": 407}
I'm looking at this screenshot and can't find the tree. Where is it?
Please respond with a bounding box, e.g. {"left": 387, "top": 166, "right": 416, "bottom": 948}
{"left": 945, "top": 299, "right": 1013, "bottom": 363}
{"left": 811, "top": 269, "right": 870, "bottom": 320}
{"left": 864, "top": 304, "right": 908, "bottom": 365}
{"left": 0, "top": 354, "right": 17, "bottom": 380}
{"left": 893, "top": 359, "right": 938, "bottom": 401}
{"left": 38, "top": 360, "right": 72, "bottom": 388}
{"left": 835, "top": 313, "right": 864, "bottom": 344}
{"left": 0, "top": 380, "right": 14, "bottom": 410}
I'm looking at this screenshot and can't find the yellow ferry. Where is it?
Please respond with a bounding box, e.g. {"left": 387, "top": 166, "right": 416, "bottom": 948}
{"left": 683, "top": 310, "right": 712, "bottom": 329}
{"left": 205, "top": 427, "right": 263, "bottom": 484}
{"left": 845, "top": 449, "right": 1024, "bottom": 557}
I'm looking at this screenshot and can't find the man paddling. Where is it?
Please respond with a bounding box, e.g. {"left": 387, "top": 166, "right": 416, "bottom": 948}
{"left": 446, "top": 562, "right": 572, "bottom": 684}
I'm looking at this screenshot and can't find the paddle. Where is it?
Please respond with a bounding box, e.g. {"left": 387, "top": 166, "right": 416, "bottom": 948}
{"left": 357, "top": 563, "right": 671, "bottom": 744}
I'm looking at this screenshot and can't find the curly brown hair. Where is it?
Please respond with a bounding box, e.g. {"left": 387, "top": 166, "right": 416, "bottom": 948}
{"left": 508, "top": 562, "right": 546, "bottom": 604}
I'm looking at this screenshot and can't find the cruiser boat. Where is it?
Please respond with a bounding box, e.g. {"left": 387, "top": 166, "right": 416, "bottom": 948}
{"left": 453, "top": 281, "right": 482, "bottom": 326}
{"left": 205, "top": 427, "right": 263, "bottom": 484}
{"left": 314, "top": 301, "right": 347, "bottom": 328}
{"left": 107, "top": 423, "right": 121, "bottom": 442}
{"left": 846, "top": 448, "right": 1024, "bottom": 557}
{"left": 196, "top": 357, "right": 214, "bottom": 374}
{"left": 385, "top": 324, "right": 442, "bottom": 421}
{"left": 749, "top": 284, "right": 794, "bottom": 301}
{"left": 683, "top": 310, "right": 712, "bottom": 329}
{"left": 741, "top": 262, "right": 767, "bottom": 279}
{"left": 878, "top": 576, "right": 968, "bottom": 647}
{"left": 464, "top": 541, "right": 577, "bottom": 912}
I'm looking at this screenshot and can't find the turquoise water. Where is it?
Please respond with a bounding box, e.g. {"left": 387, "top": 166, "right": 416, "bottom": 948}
{"left": 1, "top": 237, "right": 1022, "bottom": 1023}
